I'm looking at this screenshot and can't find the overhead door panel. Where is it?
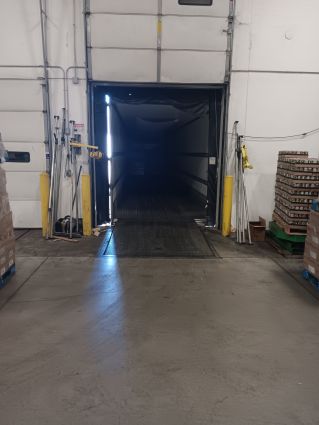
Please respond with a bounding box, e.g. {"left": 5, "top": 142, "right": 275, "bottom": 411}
{"left": 162, "top": 16, "right": 227, "bottom": 51}
{"left": 91, "top": 49, "right": 157, "bottom": 82}
{"left": 9, "top": 201, "right": 42, "bottom": 229}
{"left": 90, "top": 11, "right": 157, "bottom": 82}
{"left": 162, "top": 0, "right": 229, "bottom": 16}
{"left": 0, "top": 0, "right": 42, "bottom": 66}
{"left": 1, "top": 141, "right": 45, "bottom": 228}
{"left": 0, "top": 84, "right": 45, "bottom": 228}
{"left": 0, "top": 112, "right": 44, "bottom": 142}
{"left": 89, "top": 0, "right": 230, "bottom": 83}
{"left": 0, "top": 0, "right": 45, "bottom": 228}
{"left": 90, "top": 14, "right": 157, "bottom": 48}
{"left": 90, "top": 0, "right": 158, "bottom": 14}
{"left": 161, "top": 6, "right": 229, "bottom": 83}
{"left": 1, "top": 142, "right": 46, "bottom": 173}
{"left": 0, "top": 81, "right": 43, "bottom": 110}
{"left": 162, "top": 51, "right": 226, "bottom": 83}
{"left": 5, "top": 173, "right": 41, "bottom": 201}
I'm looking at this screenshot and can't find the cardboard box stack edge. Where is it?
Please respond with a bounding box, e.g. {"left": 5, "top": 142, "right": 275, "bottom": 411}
{"left": 0, "top": 165, "right": 15, "bottom": 278}
{"left": 304, "top": 209, "right": 319, "bottom": 279}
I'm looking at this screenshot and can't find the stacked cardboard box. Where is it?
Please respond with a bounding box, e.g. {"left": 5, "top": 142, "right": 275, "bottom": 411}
{"left": 304, "top": 209, "right": 319, "bottom": 279}
{"left": 0, "top": 165, "right": 15, "bottom": 279}
{"left": 273, "top": 151, "right": 319, "bottom": 234}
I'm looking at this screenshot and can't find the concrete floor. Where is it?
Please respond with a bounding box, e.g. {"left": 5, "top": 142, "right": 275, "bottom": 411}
{"left": 0, "top": 231, "right": 319, "bottom": 424}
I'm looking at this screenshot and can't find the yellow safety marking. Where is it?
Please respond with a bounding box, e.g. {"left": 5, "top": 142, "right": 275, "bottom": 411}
{"left": 40, "top": 172, "right": 50, "bottom": 237}
{"left": 70, "top": 142, "right": 98, "bottom": 150}
{"left": 82, "top": 174, "right": 92, "bottom": 236}
{"left": 222, "top": 175, "right": 233, "bottom": 237}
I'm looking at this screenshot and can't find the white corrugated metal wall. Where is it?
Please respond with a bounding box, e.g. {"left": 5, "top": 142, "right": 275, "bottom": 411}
{"left": 0, "top": 0, "right": 87, "bottom": 228}
{"left": 4, "top": 0, "right": 317, "bottom": 228}
{"left": 228, "top": 0, "right": 319, "bottom": 223}
{"left": 1, "top": 0, "right": 231, "bottom": 228}
{"left": 0, "top": 1, "right": 45, "bottom": 227}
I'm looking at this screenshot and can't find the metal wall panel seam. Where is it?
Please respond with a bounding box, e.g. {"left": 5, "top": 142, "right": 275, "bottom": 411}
{"left": 84, "top": 0, "right": 94, "bottom": 226}
{"left": 85, "top": 0, "right": 93, "bottom": 80}
{"left": 157, "top": 0, "right": 163, "bottom": 82}
{"left": 91, "top": 81, "right": 225, "bottom": 88}
{"left": 1, "top": 141, "right": 45, "bottom": 144}
{"left": 0, "top": 78, "right": 42, "bottom": 81}
{"left": 73, "top": 0, "right": 79, "bottom": 81}
{"left": 224, "top": 0, "right": 235, "bottom": 83}
{"left": 0, "top": 110, "right": 44, "bottom": 113}
{"left": 215, "top": 90, "right": 226, "bottom": 227}
{"left": 3, "top": 170, "right": 45, "bottom": 173}
{"left": 217, "top": 0, "right": 235, "bottom": 226}
{"left": 91, "top": 47, "right": 227, "bottom": 52}
{"left": 232, "top": 69, "right": 319, "bottom": 75}
{"left": 39, "top": 0, "right": 52, "bottom": 173}
{"left": 90, "top": 12, "right": 228, "bottom": 19}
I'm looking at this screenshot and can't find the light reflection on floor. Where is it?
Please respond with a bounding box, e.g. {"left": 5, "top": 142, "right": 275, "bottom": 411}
{"left": 86, "top": 255, "right": 128, "bottom": 366}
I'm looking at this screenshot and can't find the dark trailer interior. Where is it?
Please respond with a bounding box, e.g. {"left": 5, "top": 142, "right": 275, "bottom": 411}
{"left": 92, "top": 85, "right": 224, "bottom": 257}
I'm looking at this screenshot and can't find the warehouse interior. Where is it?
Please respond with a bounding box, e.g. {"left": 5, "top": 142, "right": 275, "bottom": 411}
{"left": 1, "top": 0, "right": 319, "bottom": 424}
{"left": 92, "top": 85, "right": 223, "bottom": 256}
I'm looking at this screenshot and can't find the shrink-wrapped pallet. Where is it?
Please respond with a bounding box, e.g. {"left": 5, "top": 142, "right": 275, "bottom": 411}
{"left": 0, "top": 143, "right": 15, "bottom": 280}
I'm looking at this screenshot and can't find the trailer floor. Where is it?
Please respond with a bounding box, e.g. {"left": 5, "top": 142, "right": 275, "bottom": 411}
{"left": 0, "top": 231, "right": 319, "bottom": 425}
{"left": 115, "top": 178, "right": 205, "bottom": 223}
{"left": 105, "top": 221, "right": 216, "bottom": 257}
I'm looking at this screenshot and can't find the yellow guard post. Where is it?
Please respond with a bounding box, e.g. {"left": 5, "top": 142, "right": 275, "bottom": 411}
{"left": 81, "top": 174, "right": 92, "bottom": 236}
{"left": 222, "top": 175, "right": 233, "bottom": 237}
{"left": 40, "top": 172, "right": 50, "bottom": 237}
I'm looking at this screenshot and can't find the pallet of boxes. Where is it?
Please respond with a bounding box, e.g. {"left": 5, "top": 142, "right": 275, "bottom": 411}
{"left": 0, "top": 142, "right": 15, "bottom": 287}
{"left": 269, "top": 151, "right": 319, "bottom": 255}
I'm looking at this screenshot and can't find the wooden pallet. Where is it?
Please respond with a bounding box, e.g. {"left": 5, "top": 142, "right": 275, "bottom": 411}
{"left": 272, "top": 212, "right": 307, "bottom": 235}
{"left": 267, "top": 236, "right": 304, "bottom": 257}
{"left": 267, "top": 225, "right": 305, "bottom": 256}
{"left": 269, "top": 221, "right": 306, "bottom": 242}
{"left": 0, "top": 264, "right": 16, "bottom": 288}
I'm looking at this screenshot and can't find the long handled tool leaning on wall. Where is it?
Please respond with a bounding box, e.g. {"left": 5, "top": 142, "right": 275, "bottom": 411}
{"left": 222, "top": 121, "right": 253, "bottom": 244}
{"left": 222, "top": 121, "right": 238, "bottom": 237}
{"left": 47, "top": 115, "right": 60, "bottom": 238}
{"left": 45, "top": 113, "right": 83, "bottom": 239}
{"left": 235, "top": 135, "right": 253, "bottom": 244}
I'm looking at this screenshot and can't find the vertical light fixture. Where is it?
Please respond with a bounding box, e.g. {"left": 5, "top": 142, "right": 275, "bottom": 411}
{"left": 105, "top": 94, "right": 113, "bottom": 222}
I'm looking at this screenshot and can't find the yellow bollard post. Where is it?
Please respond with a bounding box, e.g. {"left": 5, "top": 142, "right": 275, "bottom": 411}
{"left": 222, "top": 176, "right": 233, "bottom": 237}
{"left": 81, "top": 174, "right": 92, "bottom": 236}
{"left": 40, "top": 172, "right": 50, "bottom": 237}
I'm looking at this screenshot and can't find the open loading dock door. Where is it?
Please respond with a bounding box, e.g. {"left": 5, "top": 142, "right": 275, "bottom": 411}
{"left": 92, "top": 85, "right": 225, "bottom": 257}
